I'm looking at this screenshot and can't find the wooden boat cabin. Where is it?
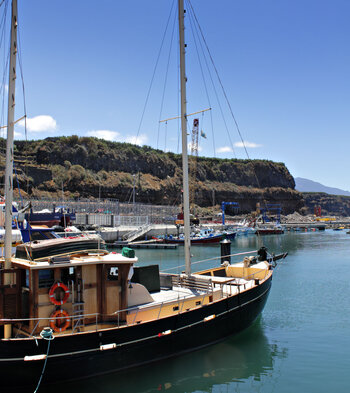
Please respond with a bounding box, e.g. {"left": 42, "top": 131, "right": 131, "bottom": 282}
{"left": 0, "top": 234, "right": 273, "bottom": 339}
{"left": 0, "top": 236, "right": 138, "bottom": 336}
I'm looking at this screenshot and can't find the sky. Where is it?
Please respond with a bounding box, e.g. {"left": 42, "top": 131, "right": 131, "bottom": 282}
{"left": 0, "top": 0, "right": 349, "bottom": 190}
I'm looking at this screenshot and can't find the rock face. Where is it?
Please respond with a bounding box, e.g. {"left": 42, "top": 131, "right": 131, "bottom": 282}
{"left": 302, "top": 192, "right": 350, "bottom": 216}
{"left": 3, "top": 136, "right": 303, "bottom": 213}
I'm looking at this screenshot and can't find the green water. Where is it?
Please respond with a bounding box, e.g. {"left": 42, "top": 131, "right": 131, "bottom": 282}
{"left": 42, "top": 230, "right": 350, "bottom": 393}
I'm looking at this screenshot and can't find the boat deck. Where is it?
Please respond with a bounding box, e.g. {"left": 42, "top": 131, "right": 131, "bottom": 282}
{"left": 135, "top": 275, "right": 255, "bottom": 310}
{"left": 150, "top": 287, "right": 205, "bottom": 304}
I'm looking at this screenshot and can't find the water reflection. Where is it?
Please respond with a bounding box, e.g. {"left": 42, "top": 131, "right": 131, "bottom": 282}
{"left": 41, "top": 319, "right": 287, "bottom": 393}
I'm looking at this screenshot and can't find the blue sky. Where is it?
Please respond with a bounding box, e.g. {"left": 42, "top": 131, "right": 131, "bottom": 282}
{"left": 1, "top": 0, "right": 350, "bottom": 190}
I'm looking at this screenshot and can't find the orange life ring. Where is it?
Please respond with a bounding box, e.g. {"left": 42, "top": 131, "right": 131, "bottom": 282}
{"left": 49, "top": 282, "right": 70, "bottom": 306}
{"left": 49, "top": 309, "right": 71, "bottom": 332}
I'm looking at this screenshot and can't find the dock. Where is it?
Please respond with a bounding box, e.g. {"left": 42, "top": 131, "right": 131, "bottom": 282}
{"left": 110, "top": 240, "right": 178, "bottom": 249}
{"left": 283, "top": 223, "right": 326, "bottom": 231}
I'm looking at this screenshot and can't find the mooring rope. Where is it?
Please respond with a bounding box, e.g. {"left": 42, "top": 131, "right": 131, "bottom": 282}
{"left": 33, "top": 327, "right": 54, "bottom": 393}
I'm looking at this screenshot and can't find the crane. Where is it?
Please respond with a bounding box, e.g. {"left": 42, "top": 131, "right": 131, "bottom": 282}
{"left": 221, "top": 201, "right": 240, "bottom": 225}
{"left": 159, "top": 108, "right": 210, "bottom": 211}
{"left": 189, "top": 118, "right": 199, "bottom": 207}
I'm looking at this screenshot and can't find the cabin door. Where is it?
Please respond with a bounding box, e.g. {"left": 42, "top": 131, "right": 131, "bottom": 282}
{"left": 100, "top": 264, "right": 129, "bottom": 322}
{"left": 104, "top": 265, "right": 122, "bottom": 318}
{"left": 0, "top": 269, "right": 21, "bottom": 322}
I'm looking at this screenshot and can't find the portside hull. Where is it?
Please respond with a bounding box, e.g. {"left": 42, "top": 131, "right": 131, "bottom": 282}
{"left": 25, "top": 212, "right": 76, "bottom": 228}
{"left": 0, "top": 275, "right": 272, "bottom": 390}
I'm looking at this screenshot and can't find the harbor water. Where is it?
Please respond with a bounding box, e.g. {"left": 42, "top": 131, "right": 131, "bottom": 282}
{"left": 40, "top": 229, "right": 350, "bottom": 393}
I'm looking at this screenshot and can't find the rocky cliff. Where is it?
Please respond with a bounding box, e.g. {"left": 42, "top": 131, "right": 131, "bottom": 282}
{"left": 302, "top": 192, "right": 350, "bottom": 216}
{"left": 1, "top": 136, "right": 303, "bottom": 214}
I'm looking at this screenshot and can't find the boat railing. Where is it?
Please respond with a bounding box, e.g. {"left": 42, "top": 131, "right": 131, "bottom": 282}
{"left": 125, "top": 289, "right": 211, "bottom": 325}
{"left": 243, "top": 267, "right": 270, "bottom": 281}
{"left": 161, "top": 250, "right": 258, "bottom": 273}
{"left": 171, "top": 274, "right": 213, "bottom": 293}
{"left": 2, "top": 286, "right": 220, "bottom": 338}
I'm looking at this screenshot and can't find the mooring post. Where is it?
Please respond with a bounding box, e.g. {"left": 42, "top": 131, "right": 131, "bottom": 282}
{"left": 220, "top": 237, "right": 231, "bottom": 265}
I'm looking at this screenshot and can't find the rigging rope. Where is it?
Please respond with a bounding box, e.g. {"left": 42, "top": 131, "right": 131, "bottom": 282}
{"left": 187, "top": 0, "right": 277, "bottom": 236}
{"left": 187, "top": 0, "right": 236, "bottom": 159}
{"left": 13, "top": 164, "right": 23, "bottom": 206}
{"left": 0, "top": 0, "right": 9, "bottom": 140}
{"left": 188, "top": 0, "right": 248, "bottom": 160}
{"left": 17, "top": 18, "right": 29, "bottom": 193}
{"left": 135, "top": 0, "right": 176, "bottom": 145}
{"left": 186, "top": 2, "right": 216, "bottom": 157}
{"left": 157, "top": 8, "right": 177, "bottom": 151}
{"left": 164, "top": 120, "right": 168, "bottom": 153}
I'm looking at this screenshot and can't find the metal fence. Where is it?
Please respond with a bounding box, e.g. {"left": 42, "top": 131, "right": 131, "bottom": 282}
{"left": 18, "top": 198, "right": 120, "bottom": 214}
{"left": 75, "top": 214, "right": 150, "bottom": 227}
{"left": 118, "top": 203, "right": 179, "bottom": 218}
{"left": 19, "top": 199, "right": 180, "bottom": 227}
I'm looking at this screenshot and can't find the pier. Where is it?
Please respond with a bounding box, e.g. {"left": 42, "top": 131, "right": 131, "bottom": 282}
{"left": 283, "top": 223, "right": 326, "bottom": 231}
{"left": 111, "top": 240, "right": 178, "bottom": 249}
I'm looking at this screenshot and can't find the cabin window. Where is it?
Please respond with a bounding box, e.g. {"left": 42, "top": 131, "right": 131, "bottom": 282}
{"left": 25, "top": 270, "right": 29, "bottom": 288}
{"left": 108, "top": 267, "right": 119, "bottom": 281}
{"left": 196, "top": 301, "right": 201, "bottom": 306}
{"left": 38, "top": 269, "right": 54, "bottom": 288}
{"left": 61, "top": 267, "right": 76, "bottom": 284}
{"left": 173, "top": 306, "right": 179, "bottom": 311}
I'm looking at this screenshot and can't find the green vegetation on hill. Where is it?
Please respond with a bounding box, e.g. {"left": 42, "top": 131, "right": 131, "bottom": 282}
{"left": 1, "top": 136, "right": 302, "bottom": 213}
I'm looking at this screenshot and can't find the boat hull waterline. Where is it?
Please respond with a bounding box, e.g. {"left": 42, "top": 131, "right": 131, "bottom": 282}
{"left": 0, "top": 276, "right": 271, "bottom": 390}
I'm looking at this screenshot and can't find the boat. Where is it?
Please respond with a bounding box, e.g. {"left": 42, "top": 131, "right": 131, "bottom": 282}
{"left": 0, "top": 1, "right": 276, "bottom": 389}
{"left": 162, "top": 228, "right": 237, "bottom": 244}
{"left": 0, "top": 196, "right": 75, "bottom": 228}
{"left": 0, "top": 199, "right": 81, "bottom": 253}
{"left": 25, "top": 206, "right": 76, "bottom": 228}
{"left": 232, "top": 219, "right": 256, "bottom": 236}
{"left": 255, "top": 226, "right": 284, "bottom": 235}
{"left": 236, "top": 227, "right": 256, "bottom": 235}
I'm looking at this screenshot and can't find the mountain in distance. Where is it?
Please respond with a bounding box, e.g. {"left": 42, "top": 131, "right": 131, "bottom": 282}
{"left": 295, "top": 177, "right": 350, "bottom": 196}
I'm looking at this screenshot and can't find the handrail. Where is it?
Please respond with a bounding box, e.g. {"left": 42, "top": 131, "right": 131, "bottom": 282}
{"left": 123, "top": 223, "right": 152, "bottom": 242}
{"left": 33, "top": 248, "right": 108, "bottom": 262}
{"left": 161, "top": 250, "right": 258, "bottom": 272}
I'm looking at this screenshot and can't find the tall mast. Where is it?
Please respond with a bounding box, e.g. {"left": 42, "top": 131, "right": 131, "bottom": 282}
{"left": 178, "top": 0, "right": 191, "bottom": 275}
{"left": 3, "top": 0, "right": 18, "bottom": 340}
{"left": 4, "top": 0, "right": 17, "bottom": 265}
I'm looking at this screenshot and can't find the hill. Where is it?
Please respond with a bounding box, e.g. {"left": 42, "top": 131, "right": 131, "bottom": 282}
{"left": 295, "top": 177, "right": 350, "bottom": 196}
{"left": 302, "top": 192, "right": 350, "bottom": 216}
{"left": 0, "top": 136, "right": 303, "bottom": 214}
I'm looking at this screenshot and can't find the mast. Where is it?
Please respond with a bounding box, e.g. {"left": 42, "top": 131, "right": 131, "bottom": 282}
{"left": 5, "top": 0, "right": 17, "bottom": 264}
{"left": 178, "top": 0, "right": 191, "bottom": 275}
{"left": 4, "top": 0, "right": 18, "bottom": 339}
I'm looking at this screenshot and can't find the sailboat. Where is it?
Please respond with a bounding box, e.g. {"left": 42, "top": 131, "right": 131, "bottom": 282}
{"left": 0, "top": 1, "right": 275, "bottom": 389}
